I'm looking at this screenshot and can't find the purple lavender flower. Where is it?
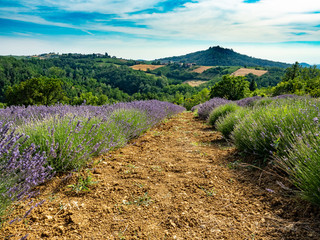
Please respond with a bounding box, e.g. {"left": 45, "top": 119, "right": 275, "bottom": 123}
{"left": 196, "top": 98, "right": 231, "bottom": 120}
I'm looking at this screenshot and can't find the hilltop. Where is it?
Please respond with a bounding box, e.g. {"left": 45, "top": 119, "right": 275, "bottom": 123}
{"left": 157, "top": 46, "right": 290, "bottom": 68}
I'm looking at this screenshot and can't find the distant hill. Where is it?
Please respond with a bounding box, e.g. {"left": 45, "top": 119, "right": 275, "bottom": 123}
{"left": 157, "top": 46, "right": 290, "bottom": 68}
{"left": 300, "top": 62, "right": 320, "bottom": 69}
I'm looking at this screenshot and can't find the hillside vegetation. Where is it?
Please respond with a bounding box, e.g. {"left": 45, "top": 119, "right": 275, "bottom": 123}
{"left": 1, "top": 49, "right": 318, "bottom": 111}
{"left": 157, "top": 46, "right": 290, "bottom": 68}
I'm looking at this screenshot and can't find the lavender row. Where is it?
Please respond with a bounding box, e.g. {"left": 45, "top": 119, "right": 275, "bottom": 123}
{"left": 0, "top": 100, "right": 185, "bottom": 218}
{"left": 0, "top": 122, "right": 53, "bottom": 217}
{"left": 0, "top": 100, "right": 184, "bottom": 126}
{"left": 192, "top": 95, "right": 300, "bottom": 120}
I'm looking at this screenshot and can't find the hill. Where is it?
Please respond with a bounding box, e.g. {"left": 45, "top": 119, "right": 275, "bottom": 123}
{"left": 157, "top": 46, "right": 290, "bottom": 68}
{"left": 300, "top": 62, "right": 320, "bottom": 69}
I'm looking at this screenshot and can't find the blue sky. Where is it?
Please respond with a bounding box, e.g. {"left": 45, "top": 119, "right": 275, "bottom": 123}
{"left": 0, "top": 0, "right": 320, "bottom": 64}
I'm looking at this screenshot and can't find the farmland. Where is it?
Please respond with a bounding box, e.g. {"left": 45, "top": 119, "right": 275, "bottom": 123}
{"left": 191, "top": 66, "right": 214, "bottom": 73}
{"left": 183, "top": 80, "right": 207, "bottom": 87}
{"left": 130, "top": 64, "right": 164, "bottom": 71}
{"left": 2, "top": 108, "right": 320, "bottom": 239}
{"left": 231, "top": 68, "right": 268, "bottom": 77}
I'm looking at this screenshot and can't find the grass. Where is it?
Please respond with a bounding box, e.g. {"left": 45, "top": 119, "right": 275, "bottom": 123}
{"left": 198, "top": 186, "right": 216, "bottom": 196}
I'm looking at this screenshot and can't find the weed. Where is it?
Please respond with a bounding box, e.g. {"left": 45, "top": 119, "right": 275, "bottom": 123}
{"left": 48, "top": 194, "right": 57, "bottom": 202}
{"left": 198, "top": 186, "right": 216, "bottom": 196}
{"left": 67, "top": 171, "right": 97, "bottom": 193}
{"left": 191, "top": 142, "right": 199, "bottom": 146}
{"left": 151, "top": 165, "right": 162, "bottom": 172}
{"left": 153, "top": 131, "right": 162, "bottom": 136}
{"left": 227, "top": 160, "right": 242, "bottom": 169}
{"left": 134, "top": 182, "right": 145, "bottom": 188}
{"left": 124, "top": 192, "right": 152, "bottom": 206}
{"left": 124, "top": 164, "right": 136, "bottom": 174}
{"left": 118, "top": 224, "right": 129, "bottom": 240}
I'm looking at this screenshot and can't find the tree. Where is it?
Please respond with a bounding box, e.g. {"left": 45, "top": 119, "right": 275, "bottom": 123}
{"left": 272, "top": 78, "right": 305, "bottom": 96}
{"left": 5, "top": 77, "right": 67, "bottom": 106}
{"left": 72, "top": 92, "right": 109, "bottom": 105}
{"left": 249, "top": 78, "right": 257, "bottom": 91}
{"left": 210, "top": 75, "right": 250, "bottom": 100}
{"left": 282, "top": 62, "right": 301, "bottom": 82}
{"left": 184, "top": 88, "right": 210, "bottom": 110}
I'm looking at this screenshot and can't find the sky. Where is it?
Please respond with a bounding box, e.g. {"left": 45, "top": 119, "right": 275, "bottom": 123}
{"left": 0, "top": 0, "right": 320, "bottom": 64}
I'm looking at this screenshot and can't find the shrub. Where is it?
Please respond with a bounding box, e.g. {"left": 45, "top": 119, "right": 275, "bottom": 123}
{"left": 0, "top": 122, "right": 52, "bottom": 218}
{"left": 20, "top": 115, "right": 120, "bottom": 172}
{"left": 215, "top": 107, "right": 249, "bottom": 138}
{"left": 235, "top": 96, "right": 262, "bottom": 107}
{"left": 275, "top": 131, "right": 320, "bottom": 206}
{"left": 232, "top": 97, "right": 320, "bottom": 159}
{"left": 210, "top": 75, "right": 250, "bottom": 100}
{"left": 0, "top": 100, "right": 185, "bottom": 220}
{"left": 196, "top": 98, "right": 231, "bottom": 120}
{"left": 208, "top": 103, "right": 240, "bottom": 127}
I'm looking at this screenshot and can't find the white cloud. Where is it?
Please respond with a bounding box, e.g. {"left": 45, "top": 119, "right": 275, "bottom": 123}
{"left": 20, "top": 0, "right": 163, "bottom": 14}
{"left": 1, "top": 36, "right": 319, "bottom": 64}
{"left": 129, "top": 0, "right": 320, "bottom": 42}
{"left": 2, "top": 0, "right": 320, "bottom": 43}
{"left": 1, "top": 0, "right": 320, "bottom": 63}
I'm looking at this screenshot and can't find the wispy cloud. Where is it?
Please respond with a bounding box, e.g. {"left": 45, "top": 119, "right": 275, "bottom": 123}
{"left": 0, "top": 0, "right": 319, "bottom": 63}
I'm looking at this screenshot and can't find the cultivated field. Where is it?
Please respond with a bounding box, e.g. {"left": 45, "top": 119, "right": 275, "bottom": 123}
{"left": 2, "top": 112, "right": 319, "bottom": 239}
{"left": 130, "top": 64, "right": 164, "bottom": 71}
{"left": 231, "top": 68, "right": 268, "bottom": 77}
{"left": 183, "top": 80, "right": 207, "bottom": 87}
{"left": 192, "top": 66, "right": 214, "bottom": 73}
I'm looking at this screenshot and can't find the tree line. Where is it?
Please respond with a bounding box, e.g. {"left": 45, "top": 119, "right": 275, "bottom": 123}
{"left": 1, "top": 53, "right": 316, "bottom": 109}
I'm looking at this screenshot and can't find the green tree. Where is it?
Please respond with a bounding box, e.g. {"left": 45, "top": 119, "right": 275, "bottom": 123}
{"left": 272, "top": 78, "right": 305, "bottom": 96}
{"left": 184, "top": 88, "right": 210, "bottom": 110}
{"left": 282, "top": 62, "right": 301, "bottom": 82}
{"left": 72, "top": 92, "right": 108, "bottom": 105}
{"left": 5, "top": 77, "right": 67, "bottom": 106}
{"left": 249, "top": 78, "right": 257, "bottom": 91}
{"left": 210, "top": 75, "right": 250, "bottom": 100}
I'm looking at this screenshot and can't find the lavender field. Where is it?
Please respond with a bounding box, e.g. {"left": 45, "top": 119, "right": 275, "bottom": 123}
{"left": 195, "top": 95, "right": 320, "bottom": 206}
{"left": 0, "top": 100, "right": 185, "bottom": 219}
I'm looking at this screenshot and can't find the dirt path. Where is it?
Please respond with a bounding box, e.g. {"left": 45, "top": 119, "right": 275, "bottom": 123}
{"left": 2, "top": 112, "right": 320, "bottom": 239}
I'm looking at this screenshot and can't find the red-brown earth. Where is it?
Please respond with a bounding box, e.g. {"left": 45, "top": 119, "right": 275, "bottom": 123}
{"left": 1, "top": 112, "right": 320, "bottom": 239}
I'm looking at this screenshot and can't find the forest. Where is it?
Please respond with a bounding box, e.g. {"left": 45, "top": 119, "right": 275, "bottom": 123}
{"left": 0, "top": 53, "right": 319, "bottom": 110}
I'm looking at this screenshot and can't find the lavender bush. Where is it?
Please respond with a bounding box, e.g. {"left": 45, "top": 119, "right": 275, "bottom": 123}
{"left": 17, "top": 101, "right": 184, "bottom": 172}
{"left": 200, "top": 95, "right": 320, "bottom": 205}
{"left": 195, "top": 98, "right": 231, "bottom": 120}
{"left": 208, "top": 103, "right": 240, "bottom": 127}
{"left": 0, "top": 122, "right": 52, "bottom": 217}
{"left": 275, "top": 129, "right": 320, "bottom": 206}
{"left": 235, "top": 96, "right": 262, "bottom": 107}
{"left": 232, "top": 97, "right": 320, "bottom": 159}
{"left": 215, "top": 107, "right": 250, "bottom": 138}
{"left": 0, "top": 100, "right": 185, "bottom": 219}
